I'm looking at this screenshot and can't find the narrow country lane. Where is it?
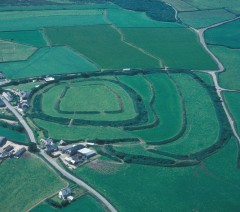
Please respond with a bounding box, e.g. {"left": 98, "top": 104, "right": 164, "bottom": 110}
{"left": 0, "top": 95, "right": 117, "bottom": 212}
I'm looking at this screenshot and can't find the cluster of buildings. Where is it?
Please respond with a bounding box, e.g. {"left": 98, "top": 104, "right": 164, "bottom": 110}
{"left": 0, "top": 136, "right": 26, "bottom": 159}
{"left": 58, "top": 187, "right": 74, "bottom": 202}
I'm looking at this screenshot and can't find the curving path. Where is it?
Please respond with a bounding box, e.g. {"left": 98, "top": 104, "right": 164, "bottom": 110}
{"left": 0, "top": 95, "right": 117, "bottom": 212}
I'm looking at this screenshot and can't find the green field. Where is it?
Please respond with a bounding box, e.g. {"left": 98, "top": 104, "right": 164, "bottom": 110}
{"left": 0, "top": 125, "right": 28, "bottom": 144}
{"left": 0, "top": 156, "right": 66, "bottom": 212}
{"left": 179, "top": 9, "right": 236, "bottom": 28}
{"left": 205, "top": 19, "right": 240, "bottom": 48}
{"left": 224, "top": 92, "right": 240, "bottom": 135}
{"left": 121, "top": 27, "right": 218, "bottom": 70}
{"left": 74, "top": 138, "right": 240, "bottom": 211}
{"left": 209, "top": 46, "right": 240, "bottom": 90}
{"left": 0, "top": 40, "right": 36, "bottom": 62}
{"left": 0, "top": 9, "right": 106, "bottom": 31}
{"left": 0, "top": 30, "right": 46, "bottom": 47}
{"left": 31, "top": 194, "right": 105, "bottom": 212}
{"left": 0, "top": 46, "right": 98, "bottom": 79}
{"left": 163, "top": 0, "right": 197, "bottom": 11}
{"left": 45, "top": 25, "right": 159, "bottom": 70}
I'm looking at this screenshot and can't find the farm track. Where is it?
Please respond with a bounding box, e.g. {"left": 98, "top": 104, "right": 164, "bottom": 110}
{"left": 192, "top": 16, "right": 240, "bottom": 146}
{"left": 0, "top": 96, "right": 118, "bottom": 212}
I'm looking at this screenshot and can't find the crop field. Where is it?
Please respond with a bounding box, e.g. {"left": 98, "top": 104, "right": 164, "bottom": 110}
{"left": 45, "top": 25, "right": 160, "bottom": 70}
{"left": 121, "top": 27, "right": 218, "bottom": 70}
{"left": 178, "top": 9, "right": 236, "bottom": 28}
{"left": 0, "top": 46, "right": 98, "bottom": 79}
{"left": 0, "top": 156, "right": 65, "bottom": 212}
{"left": 205, "top": 19, "right": 240, "bottom": 48}
{"left": 163, "top": 0, "right": 197, "bottom": 11}
{"left": 32, "top": 194, "right": 105, "bottom": 212}
{"left": 209, "top": 46, "right": 240, "bottom": 90}
{"left": 224, "top": 92, "right": 240, "bottom": 135}
{"left": 75, "top": 138, "right": 240, "bottom": 211}
{"left": 0, "top": 40, "right": 37, "bottom": 62}
{"left": 0, "top": 30, "right": 46, "bottom": 47}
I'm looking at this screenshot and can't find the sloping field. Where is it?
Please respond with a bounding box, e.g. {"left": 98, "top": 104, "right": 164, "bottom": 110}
{"left": 179, "top": 9, "right": 236, "bottom": 28}
{"left": 121, "top": 27, "right": 218, "bottom": 70}
{"left": 0, "top": 30, "right": 46, "bottom": 47}
{"left": 0, "top": 156, "right": 65, "bottom": 212}
{"left": 75, "top": 138, "right": 240, "bottom": 211}
{"left": 205, "top": 19, "right": 240, "bottom": 48}
{"left": 45, "top": 25, "right": 159, "bottom": 69}
{"left": 163, "top": 0, "right": 197, "bottom": 11}
{"left": 209, "top": 46, "right": 240, "bottom": 90}
{"left": 107, "top": 9, "right": 183, "bottom": 28}
{"left": 0, "top": 9, "right": 106, "bottom": 31}
{"left": 0, "top": 40, "right": 36, "bottom": 62}
{"left": 0, "top": 46, "right": 98, "bottom": 79}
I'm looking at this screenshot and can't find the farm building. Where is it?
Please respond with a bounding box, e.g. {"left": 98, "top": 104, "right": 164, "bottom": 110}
{"left": 14, "top": 147, "right": 26, "bottom": 159}
{"left": 2, "top": 92, "right": 13, "bottom": 102}
{"left": 78, "top": 148, "right": 96, "bottom": 159}
{"left": 45, "top": 144, "right": 58, "bottom": 154}
{"left": 0, "top": 72, "right": 5, "bottom": 79}
{"left": 59, "top": 187, "right": 71, "bottom": 200}
{"left": 65, "top": 144, "right": 84, "bottom": 156}
{"left": 65, "top": 153, "right": 84, "bottom": 165}
{"left": 0, "top": 136, "right": 7, "bottom": 147}
{"left": 3, "top": 145, "right": 13, "bottom": 152}
{"left": 41, "top": 138, "right": 54, "bottom": 146}
{"left": 20, "top": 91, "right": 31, "bottom": 100}
{"left": 0, "top": 99, "right": 5, "bottom": 107}
{"left": 0, "top": 151, "right": 9, "bottom": 159}
{"left": 44, "top": 77, "right": 55, "bottom": 82}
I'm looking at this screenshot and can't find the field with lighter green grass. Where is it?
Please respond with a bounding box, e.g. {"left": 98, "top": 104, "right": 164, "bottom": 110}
{"left": 163, "top": 0, "right": 197, "bottom": 11}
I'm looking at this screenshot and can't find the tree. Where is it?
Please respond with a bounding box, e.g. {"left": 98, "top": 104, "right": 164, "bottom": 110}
{"left": 28, "top": 142, "right": 38, "bottom": 153}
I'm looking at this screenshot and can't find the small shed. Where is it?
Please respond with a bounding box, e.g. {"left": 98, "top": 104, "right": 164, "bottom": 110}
{"left": 0, "top": 136, "right": 7, "bottom": 147}
{"left": 3, "top": 145, "right": 14, "bottom": 152}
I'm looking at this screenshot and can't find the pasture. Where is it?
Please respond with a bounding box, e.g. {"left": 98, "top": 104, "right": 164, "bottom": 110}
{"left": 178, "top": 9, "right": 236, "bottom": 28}
{"left": 0, "top": 156, "right": 66, "bottom": 212}
{"left": 121, "top": 27, "right": 218, "bottom": 70}
{"left": 0, "top": 46, "right": 98, "bottom": 79}
{"left": 45, "top": 25, "right": 159, "bottom": 69}
{"left": 163, "top": 0, "right": 197, "bottom": 11}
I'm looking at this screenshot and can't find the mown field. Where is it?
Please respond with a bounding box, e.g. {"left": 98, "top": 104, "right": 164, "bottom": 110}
{"left": 0, "top": 156, "right": 66, "bottom": 212}
{"left": 31, "top": 194, "right": 105, "bottom": 212}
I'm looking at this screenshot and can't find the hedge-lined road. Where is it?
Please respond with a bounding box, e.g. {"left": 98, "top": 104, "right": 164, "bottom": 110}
{"left": 0, "top": 95, "right": 117, "bottom": 212}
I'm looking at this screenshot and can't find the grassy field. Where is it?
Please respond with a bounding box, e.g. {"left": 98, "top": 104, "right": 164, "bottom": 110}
{"left": 224, "top": 92, "right": 240, "bottom": 135}
{"left": 121, "top": 27, "right": 218, "bottom": 70}
{"left": 163, "top": 0, "right": 197, "bottom": 11}
{"left": 0, "top": 9, "right": 106, "bottom": 31}
{"left": 75, "top": 138, "right": 240, "bottom": 211}
{"left": 0, "top": 40, "right": 36, "bottom": 62}
{"left": 0, "top": 30, "right": 46, "bottom": 47}
{"left": 45, "top": 25, "right": 160, "bottom": 70}
{"left": 0, "top": 125, "right": 28, "bottom": 144}
{"left": 205, "top": 19, "right": 240, "bottom": 48}
{"left": 179, "top": 9, "right": 236, "bottom": 28}
{"left": 7, "top": 81, "right": 44, "bottom": 91}
{"left": 0, "top": 156, "right": 66, "bottom": 212}
{"left": 0, "top": 46, "right": 98, "bottom": 79}
{"left": 159, "top": 73, "right": 219, "bottom": 155}
{"left": 209, "top": 46, "right": 240, "bottom": 90}
{"left": 31, "top": 194, "right": 105, "bottom": 212}
{"left": 60, "top": 84, "right": 121, "bottom": 112}
{"left": 107, "top": 9, "right": 183, "bottom": 28}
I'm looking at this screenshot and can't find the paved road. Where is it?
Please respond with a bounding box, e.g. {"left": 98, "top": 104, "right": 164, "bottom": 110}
{"left": 1, "top": 96, "right": 117, "bottom": 212}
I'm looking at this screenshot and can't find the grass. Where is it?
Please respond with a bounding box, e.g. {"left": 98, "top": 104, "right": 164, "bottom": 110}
{"left": 40, "top": 79, "right": 137, "bottom": 121}
{"left": 0, "top": 46, "right": 98, "bottom": 79}
{"left": 205, "top": 19, "right": 240, "bottom": 49}
{"left": 45, "top": 25, "right": 159, "bottom": 70}
{"left": 0, "top": 30, "right": 46, "bottom": 47}
{"left": 31, "top": 194, "right": 105, "bottom": 212}
{"left": 60, "top": 84, "right": 121, "bottom": 112}
{"left": 74, "top": 138, "right": 240, "bottom": 211}
{"left": 163, "top": 0, "right": 197, "bottom": 11}
{"left": 209, "top": 46, "right": 240, "bottom": 90}
{"left": 0, "top": 155, "right": 66, "bottom": 212}
{"left": 159, "top": 73, "right": 219, "bottom": 155}
{"left": 107, "top": 8, "right": 183, "bottom": 28}
{"left": 223, "top": 92, "right": 240, "bottom": 135}
{"left": 0, "top": 40, "right": 36, "bottom": 62}
{"left": 33, "top": 118, "right": 135, "bottom": 141}
{"left": 121, "top": 27, "right": 218, "bottom": 70}
{"left": 179, "top": 9, "right": 236, "bottom": 28}
{"left": 0, "top": 9, "right": 106, "bottom": 31}
{"left": 0, "top": 125, "right": 28, "bottom": 144}
{"left": 6, "top": 81, "right": 44, "bottom": 91}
